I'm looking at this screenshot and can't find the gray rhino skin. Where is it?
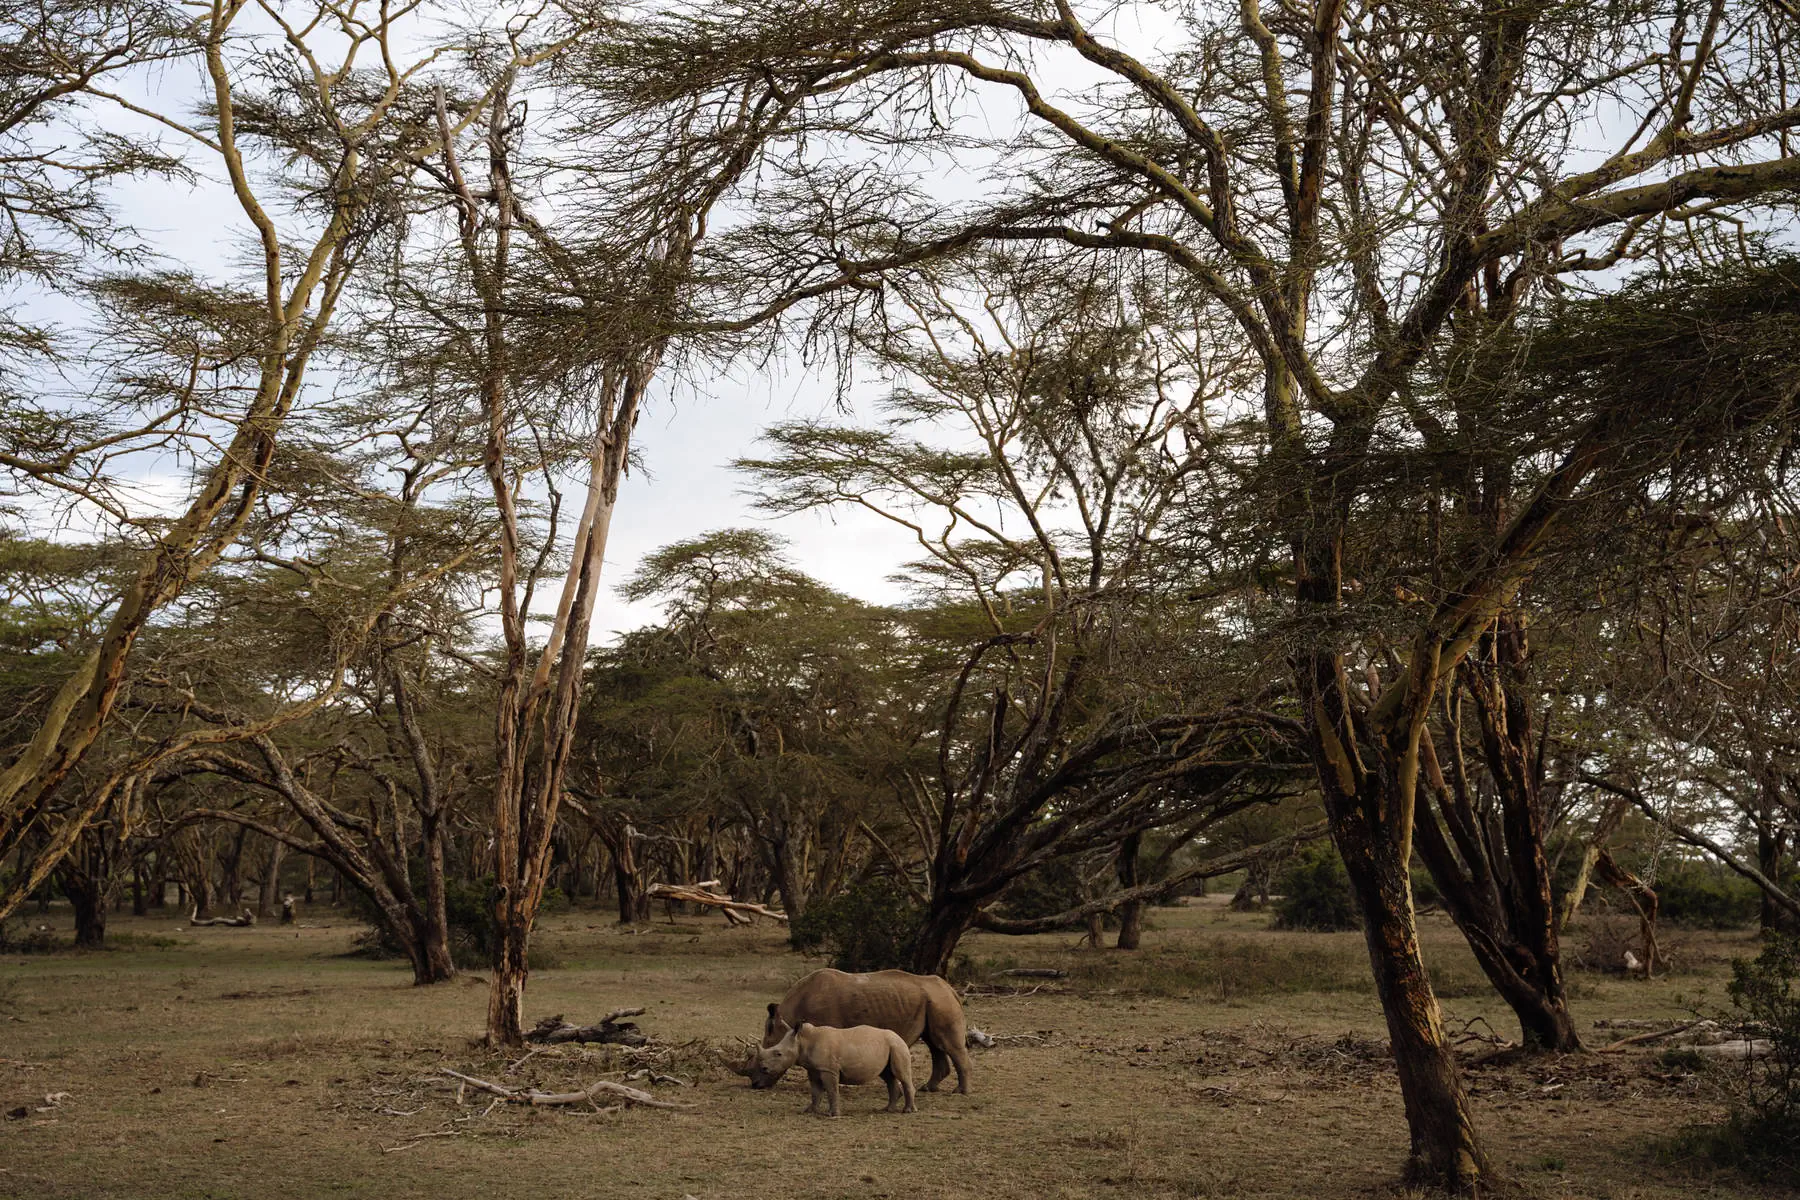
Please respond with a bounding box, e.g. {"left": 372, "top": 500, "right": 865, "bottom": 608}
{"left": 750, "top": 967, "right": 971, "bottom": 1093}
{"left": 757, "top": 1022, "right": 916, "bottom": 1117}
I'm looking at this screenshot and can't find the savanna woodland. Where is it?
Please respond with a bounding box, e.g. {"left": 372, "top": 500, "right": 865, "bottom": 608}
{"left": 4, "top": 1, "right": 1800, "bottom": 1197}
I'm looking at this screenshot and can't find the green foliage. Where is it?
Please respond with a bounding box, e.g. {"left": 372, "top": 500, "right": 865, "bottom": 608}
{"left": 1409, "top": 857, "right": 1442, "bottom": 909}
{"left": 995, "top": 860, "right": 1100, "bottom": 928}
{"left": 0, "top": 916, "right": 61, "bottom": 954}
{"left": 1270, "top": 847, "right": 1362, "bottom": 932}
{"left": 350, "top": 876, "right": 564, "bottom": 970}
{"left": 1670, "top": 935, "right": 1800, "bottom": 1180}
{"left": 1725, "top": 936, "right": 1800, "bottom": 1153}
{"left": 1657, "top": 865, "right": 1764, "bottom": 929}
{"left": 789, "top": 877, "right": 921, "bottom": 972}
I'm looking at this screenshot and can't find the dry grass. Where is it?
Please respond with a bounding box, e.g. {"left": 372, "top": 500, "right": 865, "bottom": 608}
{"left": 0, "top": 897, "right": 1783, "bottom": 1199}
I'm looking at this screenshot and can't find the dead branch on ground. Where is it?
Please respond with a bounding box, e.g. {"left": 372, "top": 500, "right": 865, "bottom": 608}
{"left": 188, "top": 907, "right": 255, "bottom": 927}
{"left": 439, "top": 1067, "right": 694, "bottom": 1110}
{"left": 526, "top": 1008, "right": 648, "bottom": 1046}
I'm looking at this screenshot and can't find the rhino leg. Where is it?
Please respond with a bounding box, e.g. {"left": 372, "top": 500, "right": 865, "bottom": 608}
{"left": 947, "top": 1040, "right": 971, "bottom": 1094}
{"left": 818, "top": 1069, "right": 841, "bottom": 1118}
{"left": 924, "top": 1044, "right": 950, "bottom": 1092}
{"left": 804, "top": 1074, "right": 823, "bottom": 1114}
{"left": 894, "top": 1060, "right": 916, "bottom": 1113}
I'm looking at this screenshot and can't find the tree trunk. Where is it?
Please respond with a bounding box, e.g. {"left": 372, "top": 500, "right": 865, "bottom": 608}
{"left": 416, "top": 810, "right": 456, "bottom": 983}
{"left": 489, "top": 899, "right": 529, "bottom": 1044}
{"left": 1115, "top": 831, "right": 1144, "bottom": 950}
{"left": 1294, "top": 500, "right": 1490, "bottom": 1191}
{"left": 1338, "top": 810, "right": 1488, "bottom": 1190}
{"left": 131, "top": 860, "right": 147, "bottom": 916}
{"left": 1415, "top": 728, "right": 1582, "bottom": 1053}
{"left": 256, "top": 837, "right": 285, "bottom": 920}
{"left": 221, "top": 826, "right": 246, "bottom": 908}
{"left": 608, "top": 830, "right": 644, "bottom": 924}
{"left": 1757, "top": 796, "right": 1793, "bottom": 933}
{"left": 909, "top": 896, "right": 978, "bottom": 977}
{"left": 62, "top": 870, "right": 106, "bottom": 948}
{"left": 190, "top": 871, "right": 214, "bottom": 920}
{"left": 1230, "top": 859, "right": 1271, "bottom": 910}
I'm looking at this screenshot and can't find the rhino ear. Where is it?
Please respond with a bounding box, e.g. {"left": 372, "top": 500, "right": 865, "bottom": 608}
{"left": 767, "top": 1002, "right": 780, "bottom": 1018}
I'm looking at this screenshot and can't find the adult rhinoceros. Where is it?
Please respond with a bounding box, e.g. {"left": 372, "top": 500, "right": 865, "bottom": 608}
{"left": 727, "top": 968, "right": 972, "bottom": 1094}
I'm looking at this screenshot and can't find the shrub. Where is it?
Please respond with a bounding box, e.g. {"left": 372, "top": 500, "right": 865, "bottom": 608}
{"left": 1670, "top": 935, "right": 1800, "bottom": 1179}
{"left": 349, "top": 876, "right": 561, "bottom": 970}
{"left": 994, "top": 859, "right": 1104, "bottom": 928}
{"left": 1724, "top": 935, "right": 1800, "bottom": 1155}
{"left": 1657, "top": 866, "right": 1763, "bottom": 929}
{"left": 1270, "top": 846, "right": 1361, "bottom": 932}
{"left": 0, "top": 917, "right": 61, "bottom": 954}
{"left": 1410, "top": 858, "right": 1442, "bottom": 909}
{"left": 790, "top": 877, "right": 921, "bottom": 972}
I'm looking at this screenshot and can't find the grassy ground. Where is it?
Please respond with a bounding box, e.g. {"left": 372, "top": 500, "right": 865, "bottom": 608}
{"left": 0, "top": 896, "right": 1781, "bottom": 1199}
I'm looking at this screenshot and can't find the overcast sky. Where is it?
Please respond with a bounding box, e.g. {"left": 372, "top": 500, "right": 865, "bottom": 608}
{"left": 9, "top": 2, "right": 1234, "bottom": 645}
{"left": 9, "top": 10, "right": 983, "bottom": 644}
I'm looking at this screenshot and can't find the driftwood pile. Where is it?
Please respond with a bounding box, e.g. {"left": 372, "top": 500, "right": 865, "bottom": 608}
{"left": 527, "top": 1008, "right": 648, "bottom": 1046}
{"left": 1595, "top": 1018, "right": 1772, "bottom": 1058}
{"left": 443, "top": 1067, "right": 694, "bottom": 1111}
{"left": 646, "top": 880, "right": 787, "bottom": 925}
{"left": 188, "top": 907, "right": 255, "bottom": 927}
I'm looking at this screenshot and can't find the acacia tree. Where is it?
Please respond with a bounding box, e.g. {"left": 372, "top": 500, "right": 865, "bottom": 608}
{"left": 582, "top": 530, "right": 902, "bottom": 922}
{"left": 1578, "top": 474, "right": 1800, "bottom": 928}
{"left": 0, "top": 0, "right": 552, "bottom": 918}
{"left": 740, "top": 255, "right": 1304, "bottom": 974}
{"left": 611, "top": 0, "right": 1800, "bottom": 1184}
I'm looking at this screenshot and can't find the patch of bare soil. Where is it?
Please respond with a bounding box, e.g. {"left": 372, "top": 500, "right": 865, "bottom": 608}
{"left": 0, "top": 904, "right": 1787, "bottom": 1200}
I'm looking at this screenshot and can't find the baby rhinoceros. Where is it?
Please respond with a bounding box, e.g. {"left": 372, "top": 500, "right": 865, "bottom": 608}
{"left": 756, "top": 1022, "right": 916, "bottom": 1118}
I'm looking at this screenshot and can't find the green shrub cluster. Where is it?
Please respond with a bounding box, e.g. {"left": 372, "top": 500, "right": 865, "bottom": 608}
{"left": 350, "top": 876, "right": 567, "bottom": 969}
{"left": 1270, "top": 846, "right": 1362, "bottom": 932}
{"left": 1726, "top": 935, "right": 1800, "bottom": 1157}
{"left": 1672, "top": 935, "right": 1800, "bottom": 1179}
{"left": 0, "top": 916, "right": 59, "bottom": 954}
{"left": 994, "top": 859, "right": 1105, "bottom": 928}
{"left": 789, "top": 877, "right": 921, "bottom": 972}
{"left": 1657, "top": 865, "right": 1763, "bottom": 928}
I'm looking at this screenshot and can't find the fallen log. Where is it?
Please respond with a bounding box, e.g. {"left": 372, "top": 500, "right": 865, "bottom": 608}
{"left": 189, "top": 907, "right": 255, "bottom": 927}
{"left": 646, "top": 883, "right": 787, "bottom": 924}
{"left": 526, "top": 1009, "right": 648, "bottom": 1046}
{"left": 1598, "top": 1021, "right": 1703, "bottom": 1053}
{"left": 998, "top": 968, "right": 1067, "bottom": 979}
{"left": 1692, "top": 1039, "right": 1773, "bottom": 1060}
{"left": 440, "top": 1067, "right": 694, "bottom": 1110}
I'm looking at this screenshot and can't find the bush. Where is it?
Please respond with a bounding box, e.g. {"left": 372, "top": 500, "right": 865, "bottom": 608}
{"left": 790, "top": 877, "right": 921, "bottom": 972}
{"left": 994, "top": 859, "right": 1107, "bottom": 928}
{"left": 1723, "top": 935, "right": 1800, "bottom": 1160}
{"left": 1657, "top": 866, "right": 1763, "bottom": 929}
{"left": 1270, "top": 847, "right": 1361, "bottom": 932}
{"left": 1410, "top": 858, "right": 1442, "bottom": 909}
{"left": 0, "top": 917, "right": 59, "bottom": 954}
{"left": 349, "top": 876, "right": 561, "bottom": 970}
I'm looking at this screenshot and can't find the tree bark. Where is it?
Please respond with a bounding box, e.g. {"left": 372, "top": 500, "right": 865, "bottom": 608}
{"left": 417, "top": 808, "right": 455, "bottom": 982}
{"left": 256, "top": 836, "right": 285, "bottom": 920}
{"left": 61, "top": 869, "right": 106, "bottom": 948}
{"left": 1335, "top": 794, "right": 1488, "bottom": 1190}
{"left": 909, "top": 896, "right": 979, "bottom": 977}
{"left": 1114, "top": 831, "right": 1144, "bottom": 950}
{"left": 1414, "top": 708, "right": 1581, "bottom": 1052}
